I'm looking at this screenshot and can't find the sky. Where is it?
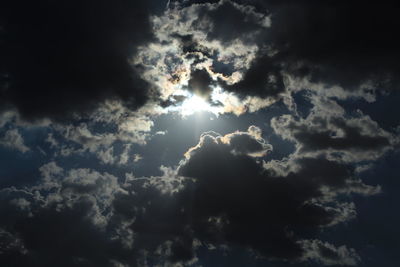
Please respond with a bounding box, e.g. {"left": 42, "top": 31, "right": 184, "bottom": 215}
{"left": 0, "top": 0, "right": 400, "bottom": 266}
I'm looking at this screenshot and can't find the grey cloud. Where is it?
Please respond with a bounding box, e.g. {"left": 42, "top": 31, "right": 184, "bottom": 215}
{"left": 169, "top": 0, "right": 400, "bottom": 103}
{"left": 219, "top": 125, "right": 272, "bottom": 156}
{"left": 231, "top": 0, "right": 400, "bottom": 97}
{"left": 0, "top": 122, "right": 383, "bottom": 266}
{"left": 98, "top": 147, "right": 116, "bottom": 165}
{"left": 271, "top": 106, "right": 397, "bottom": 163}
{"left": 176, "top": 128, "right": 367, "bottom": 263}
{"left": 218, "top": 55, "right": 285, "bottom": 99}
{"left": 187, "top": 68, "right": 215, "bottom": 99}
{"left": 195, "top": 0, "right": 270, "bottom": 44}
{"left": 301, "top": 240, "right": 360, "bottom": 266}
{"left": 0, "top": 163, "right": 133, "bottom": 267}
{"left": 0, "top": 129, "right": 29, "bottom": 153}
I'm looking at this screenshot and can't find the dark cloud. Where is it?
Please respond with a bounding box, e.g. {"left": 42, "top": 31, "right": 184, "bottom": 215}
{"left": 0, "top": 164, "right": 196, "bottom": 266}
{"left": 0, "top": 190, "right": 127, "bottom": 267}
{"left": 271, "top": 109, "right": 397, "bottom": 162}
{"left": 293, "top": 118, "right": 391, "bottom": 153}
{"left": 0, "top": 1, "right": 397, "bottom": 266}
{"left": 218, "top": 55, "right": 285, "bottom": 99}
{"left": 176, "top": 131, "right": 362, "bottom": 261}
{"left": 201, "top": 0, "right": 400, "bottom": 98}
{"left": 0, "top": 128, "right": 369, "bottom": 266}
{"left": 112, "top": 180, "right": 197, "bottom": 265}
{"left": 188, "top": 68, "right": 214, "bottom": 99}
{"left": 221, "top": 126, "right": 272, "bottom": 156}
{"left": 0, "top": 0, "right": 155, "bottom": 121}
{"left": 259, "top": 0, "right": 400, "bottom": 90}
{"left": 196, "top": 0, "right": 269, "bottom": 44}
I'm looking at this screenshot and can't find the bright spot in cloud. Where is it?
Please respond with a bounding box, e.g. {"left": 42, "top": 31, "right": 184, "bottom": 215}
{"left": 179, "top": 94, "right": 219, "bottom": 116}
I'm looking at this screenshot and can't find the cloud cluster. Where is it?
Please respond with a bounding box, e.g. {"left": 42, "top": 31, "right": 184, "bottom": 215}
{"left": 157, "top": 0, "right": 400, "bottom": 107}
{"left": 2, "top": 0, "right": 399, "bottom": 121}
{"left": 0, "top": 1, "right": 399, "bottom": 266}
{"left": 1, "top": 125, "right": 382, "bottom": 266}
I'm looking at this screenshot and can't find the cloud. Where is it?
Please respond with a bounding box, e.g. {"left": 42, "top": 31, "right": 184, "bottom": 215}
{"left": 97, "top": 147, "right": 116, "bottom": 165}
{"left": 0, "top": 129, "right": 29, "bottom": 153}
{"left": 218, "top": 0, "right": 400, "bottom": 99}
{"left": 196, "top": 0, "right": 270, "bottom": 44}
{"left": 176, "top": 127, "right": 373, "bottom": 262}
{"left": 157, "top": 0, "right": 399, "bottom": 104}
{"left": 0, "top": 161, "right": 154, "bottom": 266}
{"left": 187, "top": 68, "right": 214, "bottom": 99}
{"left": 301, "top": 240, "right": 360, "bottom": 266}
{"left": 218, "top": 54, "right": 285, "bottom": 99}
{"left": 136, "top": 0, "right": 270, "bottom": 113}
{"left": 0, "top": 1, "right": 398, "bottom": 266}
{"left": 0, "top": 0, "right": 155, "bottom": 121}
{"left": 0, "top": 122, "right": 386, "bottom": 265}
{"left": 271, "top": 97, "right": 397, "bottom": 163}
{"left": 0, "top": 161, "right": 195, "bottom": 266}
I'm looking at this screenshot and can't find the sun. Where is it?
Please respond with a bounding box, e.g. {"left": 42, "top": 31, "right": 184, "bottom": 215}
{"left": 180, "top": 94, "right": 216, "bottom": 115}
{"left": 164, "top": 87, "right": 229, "bottom": 116}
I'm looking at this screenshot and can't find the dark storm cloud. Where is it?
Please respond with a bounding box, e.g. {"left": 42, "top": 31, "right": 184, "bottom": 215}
{"left": 0, "top": 0, "right": 155, "bottom": 121}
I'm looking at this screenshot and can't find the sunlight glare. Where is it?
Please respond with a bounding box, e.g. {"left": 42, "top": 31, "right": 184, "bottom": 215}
{"left": 180, "top": 94, "right": 217, "bottom": 115}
